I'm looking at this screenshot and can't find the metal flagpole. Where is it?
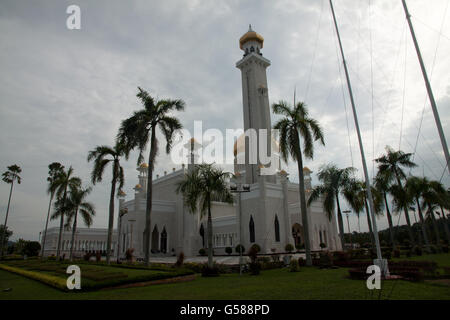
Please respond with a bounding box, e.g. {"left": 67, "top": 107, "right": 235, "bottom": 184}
{"left": 402, "top": 0, "right": 450, "bottom": 175}
{"left": 329, "top": 0, "right": 385, "bottom": 270}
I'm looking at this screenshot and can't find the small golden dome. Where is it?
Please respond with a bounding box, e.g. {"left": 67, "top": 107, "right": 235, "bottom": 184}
{"left": 303, "top": 167, "right": 312, "bottom": 173}
{"left": 139, "top": 163, "right": 149, "bottom": 168}
{"left": 258, "top": 164, "right": 265, "bottom": 169}
{"left": 118, "top": 190, "right": 126, "bottom": 196}
{"left": 135, "top": 184, "right": 142, "bottom": 189}
{"left": 239, "top": 26, "right": 264, "bottom": 50}
{"left": 280, "top": 169, "right": 287, "bottom": 175}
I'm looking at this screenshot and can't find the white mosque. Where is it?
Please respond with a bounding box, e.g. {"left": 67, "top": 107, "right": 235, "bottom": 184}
{"left": 41, "top": 26, "right": 341, "bottom": 259}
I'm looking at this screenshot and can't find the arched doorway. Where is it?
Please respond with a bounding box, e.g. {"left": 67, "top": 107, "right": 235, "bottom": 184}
{"left": 151, "top": 225, "right": 159, "bottom": 253}
{"left": 292, "top": 223, "right": 303, "bottom": 247}
{"left": 274, "top": 215, "right": 280, "bottom": 242}
{"left": 160, "top": 227, "right": 167, "bottom": 253}
{"left": 249, "top": 215, "right": 255, "bottom": 243}
{"left": 199, "top": 223, "right": 205, "bottom": 248}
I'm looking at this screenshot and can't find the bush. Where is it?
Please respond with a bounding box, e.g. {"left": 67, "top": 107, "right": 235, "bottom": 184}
{"left": 201, "top": 265, "right": 220, "bottom": 277}
{"left": 95, "top": 251, "right": 102, "bottom": 262}
{"left": 393, "top": 249, "right": 401, "bottom": 258}
{"left": 125, "top": 248, "right": 134, "bottom": 262}
{"left": 442, "top": 245, "right": 449, "bottom": 253}
{"left": 248, "top": 262, "right": 261, "bottom": 275}
{"left": 250, "top": 244, "right": 261, "bottom": 253}
{"left": 198, "top": 248, "right": 206, "bottom": 256}
{"left": 319, "top": 251, "right": 333, "bottom": 268}
{"left": 83, "top": 252, "right": 93, "bottom": 261}
{"left": 298, "top": 257, "right": 306, "bottom": 266}
{"left": 383, "top": 250, "right": 392, "bottom": 260}
{"left": 235, "top": 244, "right": 245, "bottom": 254}
{"left": 175, "top": 252, "right": 184, "bottom": 267}
{"left": 429, "top": 245, "right": 438, "bottom": 254}
{"left": 319, "top": 242, "right": 327, "bottom": 250}
{"left": 285, "top": 244, "right": 294, "bottom": 253}
{"left": 412, "top": 246, "right": 422, "bottom": 256}
{"left": 271, "top": 254, "right": 280, "bottom": 262}
{"left": 289, "top": 259, "right": 300, "bottom": 272}
{"left": 225, "top": 247, "right": 232, "bottom": 255}
{"left": 22, "top": 241, "right": 41, "bottom": 257}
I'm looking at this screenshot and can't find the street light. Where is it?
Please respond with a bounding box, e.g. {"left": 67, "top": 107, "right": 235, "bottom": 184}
{"left": 343, "top": 210, "right": 352, "bottom": 249}
{"left": 229, "top": 172, "right": 250, "bottom": 276}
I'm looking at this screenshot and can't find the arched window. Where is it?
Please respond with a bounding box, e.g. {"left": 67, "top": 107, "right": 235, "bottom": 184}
{"left": 274, "top": 215, "right": 280, "bottom": 242}
{"left": 249, "top": 215, "right": 255, "bottom": 243}
{"left": 160, "top": 227, "right": 167, "bottom": 253}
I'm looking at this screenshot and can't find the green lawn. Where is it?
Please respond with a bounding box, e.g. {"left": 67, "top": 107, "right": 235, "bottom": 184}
{"left": 1, "top": 254, "right": 450, "bottom": 300}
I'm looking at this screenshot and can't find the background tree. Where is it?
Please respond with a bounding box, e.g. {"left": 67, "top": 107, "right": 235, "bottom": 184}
{"left": 88, "top": 143, "right": 125, "bottom": 264}
{"left": 307, "top": 163, "right": 355, "bottom": 250}
{"left": 405, "top": 176, "right": 431, "bottom": 248}
{"left": 0, "top": 164, "right": 22, "bottom": 258}
{"left": 177, "top": 164, "right": 233, "bottom": 268}
{"left": 0, "top": 225, "right": 12, "bottom": 255}
{"left": 117, "top": 87, "right": 185, "bottom": 266}
{"left": 40, "top": 162, "right": 64, "bottom": 258}
{"left": 375, "top": 170, "right": 396, "bottom": 248}
{"left": 375, "top": 146, "right": 417, "bottom": 245}
{"left": 422, "top": 180, "right": 447, "bottom": 247}
{"left": 272, "top": 101, "right": 324, "bottom": 266}
{"left": 52, "top": 166, "right": 81, "bottom": 260}
{"left": 58, "top": 184, "right": 95, "bottom": 261}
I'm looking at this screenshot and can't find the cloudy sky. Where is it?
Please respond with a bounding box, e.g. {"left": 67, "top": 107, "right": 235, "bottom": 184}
{"left": 0, "top": 0, "right": 449, "bottom": 241}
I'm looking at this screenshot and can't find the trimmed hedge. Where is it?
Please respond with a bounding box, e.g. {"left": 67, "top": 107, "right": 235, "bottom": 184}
{"left": 0, "top": 263, "right": 67, "bottom": 291}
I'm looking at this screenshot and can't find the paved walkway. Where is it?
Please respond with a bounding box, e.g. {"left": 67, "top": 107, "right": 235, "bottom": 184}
{"left": 149, "top": 253, "right": 307, "bottom": 265}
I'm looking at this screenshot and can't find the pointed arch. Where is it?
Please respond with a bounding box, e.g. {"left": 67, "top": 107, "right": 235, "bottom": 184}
{"left": 151, "top": 225, "right": 159, "bottom": 253}
{"left": 249, "top": 215, "right": 255, "bottom": 243}
{"left": 160, "top": 227, "right": 167, "bottom": 253}
{"left": 199, "top": 223, "right": 205, "bottom": 248}
{"left": 274, "top": 215, "right": 280, "bottom": 242}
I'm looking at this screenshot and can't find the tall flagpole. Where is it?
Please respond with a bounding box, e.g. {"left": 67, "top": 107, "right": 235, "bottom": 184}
{"left": 329, "top": 0, "right": 384, "bottom": 267}
{"left": 402, "top": 0, "right": 450, "bottom": 175}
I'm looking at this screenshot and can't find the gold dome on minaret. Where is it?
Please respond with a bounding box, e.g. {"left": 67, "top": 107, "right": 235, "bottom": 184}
{"left": 239, "top": 25, "right": 264, "bottom": 50}
{"left": 139, "top": 163, "right": 149, "bottom": 168}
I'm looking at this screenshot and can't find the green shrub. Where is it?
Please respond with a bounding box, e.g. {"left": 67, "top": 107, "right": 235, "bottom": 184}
{"left": 250, "top": 244, "right": 261, "bottom": 253}
{"left": 248, "top": 262, "right": 261, "bottom": 275}
{"left": 285, "top": 244, "right": 294, "bottom": 253}
{"left": 412, "top": 246, "right": 422, "bottom": 256}
{"left": 289, "top": 259, "right": 300, "bottom": 272}
{"left": 201, "top": 265, "right": 220, "bottom": 277}
{"left": 198, "top": 248, "right": 206, "bottom": 256}
{"left": 175, "top": 252, "right": 184, "bottom": 267}
{"left": 235, "top": 244, "right": 245, "bottom": 254}
{"left": 319, "top": 243, "right": 327, "bottom": 250}
{"left": 429, "top": 245, "right": 438, "bottom": 254}
{"left": 393, "top": 249, "right": 401, "bottom": 258}
{"left": 0, "top": 264, "right": 67, "bottom": 291}
{"left": 22, "top": 241, "right": 41, "bottom": 257}
{"left": 225, "top": 247, "right": 232, "bottom": 255}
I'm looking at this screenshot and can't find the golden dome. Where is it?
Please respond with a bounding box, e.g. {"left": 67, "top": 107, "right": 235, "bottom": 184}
{"left": 233, "top": 133, "right": 279, "bottom": 156}
{"left": 303, "top": 167, "right": 312, "bottom": 173}
{"left": 239, "top": 26, "right": 264, "bottom": 50}
{"left": 135, "top": 184, "right": 142, "bottom": 189}
{"left": 139, "top": 163, "right": 149, "bottom": 168}
{"left": 118, "top": 190, "right": 126, "bottom": 197}
{"left": 280, "top": 169, "right": 287, "bottom": 175}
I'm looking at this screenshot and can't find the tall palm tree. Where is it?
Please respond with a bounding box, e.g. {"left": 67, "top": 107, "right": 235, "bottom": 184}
{"left": 375, "top": 171, "right": 396, "bottom": 248}
{"left": 40, "top": 162, "right": 64, "bottom": 258}
{"left": 55, "top": 184, "right": 95, "bottom": 261}
{"left": 405, "top": 176, "right": 431, "bottom": 248}
{"left": 53, "top": 166, "right": 81, "bottom": 260}
{"left": 88, "top": 143, "right": 126, "bottom": 264}
{"left": 117, "top": 87, "right": 185, "bottom": 266}
{"left": 307, "top": 164, "right": 355, "bottom": 250}
{"left": 0, "top": 164, "right": 22, "bottom": 258}
{"left": 436, "top": 187, "right": 450, "bottom": 244}
{"left": 375, "top": 146, "right": 417, "bottom": 245}
{"left": 272, "top": 101, "right": 324, "bottom": 266}
{"left": 177, "top": 164, "right": 233, "bottom": 268}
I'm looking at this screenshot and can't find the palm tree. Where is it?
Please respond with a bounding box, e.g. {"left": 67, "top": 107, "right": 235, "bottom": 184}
{"left": 436, "top": 187, "right": 450, "bottom": 244}
{"left": 375, "top": 171, "right": 396, "bottom": 248}
{"left": 422, "top": 180, "right": 447, "bottom": 247}
{"left": 345, "top": 179, "right": 383, "bottom": 248}
{"left": 375, "top": 146, "right": 417, "bottom": 245}
{"left": 405, "top": 176, "right": 431, "bottom": 248}
{"left": 272, "top": 101, "right": 324, "bottom": 266}
{"left": 55, "top": 184, "right": 95, "bottom": 261}
{"left": 53, "top": 166, "right": 81, "bottom": 260}
{"left": 177, "top": 164, "right": 233, "bottom": 268}
{"left": 307, "top": 164, "right": 355, "bottom": 250}
{"left": 40, "top": 162, "right": 65, "bottom": 258}
{"left": 0, "top": 164, "right": 22, "bottom": 258}
{"left": 88, "top": 143, "right": 126, "bottom": 264}
{"left": 117, "top": 87, "right": 185, "bottom": 266}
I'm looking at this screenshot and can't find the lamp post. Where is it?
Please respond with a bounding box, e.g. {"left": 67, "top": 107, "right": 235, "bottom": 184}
{"left": 343, "top": 210, "right": 352, "bottom": 249}
{"left": 230, "top": 173, "right": 250, "bottom": 276}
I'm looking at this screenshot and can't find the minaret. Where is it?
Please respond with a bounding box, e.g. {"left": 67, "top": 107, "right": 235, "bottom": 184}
{"left": 236, "top": 25, "right": 272, "bottom": 184}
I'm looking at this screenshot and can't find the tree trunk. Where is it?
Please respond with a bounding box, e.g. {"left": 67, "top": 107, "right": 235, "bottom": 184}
{"left": 440, "top": 206, "right": 450, "bottom": 245}
{"left": 416, "top": 196, "right": 430, "bottom": 248}
{"left": 335, "top": 194, "right": 345, "bottom": 250}
{"left": 384, "top": 192, "right": 396, "bottom": 249}
{"left": 207, "top": 198, "right": 213, "bottom": 268}
{"left": 365, "top": 198, "right": 375, "bottom": 248}
{"left": 295, "top": 134, "right": 312, "bottom": 266}
{"left": 56, "top": 187, "right": 68, "bottom": 260}
{"left": 40, "top": 192, "right": 54, "bottom": 258}
{"left": 144, "top": 126, "right": 157, "bottom": 266}
{"left": 394, "top": 171, "right": 415, "bottom": 245}
{"left": 69, "top": 208, "right": 78, "bottom": 262}
{"left": 117, "top": 213, "right": 123, "bottom": 263}
{"left": 0, "top": 182, "right": 14, "bottom": 259}
{"left": 106, "top": 167, "right": 117, "bottom": 265}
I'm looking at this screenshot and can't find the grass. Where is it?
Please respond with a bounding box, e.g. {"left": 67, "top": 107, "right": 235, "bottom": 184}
{"left": 0, "top": 254, "right": 449, "bottom": 300}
